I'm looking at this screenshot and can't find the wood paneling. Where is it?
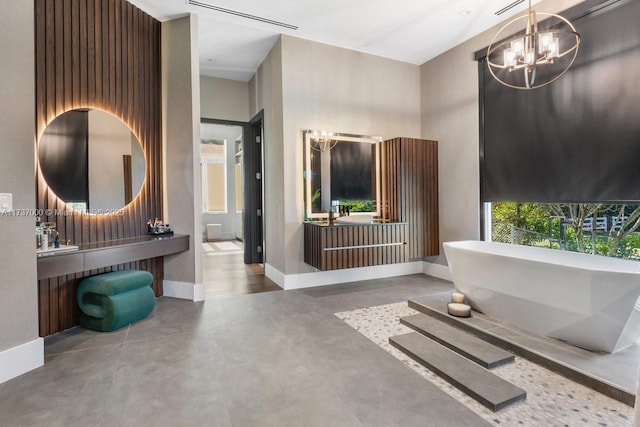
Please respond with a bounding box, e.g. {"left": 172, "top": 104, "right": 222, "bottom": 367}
{"left": 35, "top": 0, "right": 162, "bottom": 336}
{"left": 381, "top": 138, "right": 439, "bottom": 258}
{"left": 304, "top": 222, "right": 407, "bottom": 270}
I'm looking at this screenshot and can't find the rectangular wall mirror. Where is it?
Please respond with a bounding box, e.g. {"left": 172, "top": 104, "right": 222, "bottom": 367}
{"left": 303, "top": 130, "right": 382, "bottom": 220}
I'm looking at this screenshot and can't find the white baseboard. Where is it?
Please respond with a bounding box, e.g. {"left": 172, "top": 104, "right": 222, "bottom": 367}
{"left": 0, "top": 338, "right": 44, "bottom": 384}
{"left": 163, "top": 280, "right": 205, "bottom": 302}
{"left": 264, "top": 263, "right": 286, "bottom": 288}
{"left": 422, "top": 261, "right": 452, "bottom": 281}
{"left": 193, "top": 283, "right": 205, "bottom": 301}
{"left": 265, "top": 262, "right": 424, "bottom": 290}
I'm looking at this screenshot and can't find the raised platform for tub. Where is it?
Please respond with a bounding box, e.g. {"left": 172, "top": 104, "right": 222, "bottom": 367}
{"left": 390, "top": 332, "right": 526, "bottom": 411}
{"left": 400, "top": 314, "right": 514, "bottom": 369}
{"left": 409, "top": 293, "right": 638, "bottom": 406}
{"left": 443, "top": 240, "right": 640, "bottom": 354}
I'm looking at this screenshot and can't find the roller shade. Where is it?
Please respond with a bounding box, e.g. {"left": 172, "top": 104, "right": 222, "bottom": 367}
{"left": 479, "top": 0, "right": 640, "bottom": 203}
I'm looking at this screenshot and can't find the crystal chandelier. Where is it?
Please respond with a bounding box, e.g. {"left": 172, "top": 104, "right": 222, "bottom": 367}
{"left": 486, "top": 0, "right": 581, "bottom": 89}
{"left": 309, "top": 130, "right": 338, "bottom": 152}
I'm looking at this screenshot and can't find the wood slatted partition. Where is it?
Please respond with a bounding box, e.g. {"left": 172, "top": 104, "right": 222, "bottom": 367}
{"left": 381, "top": 138, "right": 439, "bottom": 258}
{"left": 35, "top": 0, "right": 163, "bottom": 336}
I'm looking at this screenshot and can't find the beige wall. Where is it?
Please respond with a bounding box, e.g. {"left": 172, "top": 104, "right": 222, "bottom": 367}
{"left": 420, "top": 0, "right": 584, "bottom": 265}
{"left": 254, "top": 35, "right": 422, "bottom": 275}
{"left": 200, "top": 76, "right": 250, "bottom": 122}
{"left": 0, "top": 1, "right": 38, "bottom": 351}
{"left": 162, "top": 14, "right": 202, "bottom": 285}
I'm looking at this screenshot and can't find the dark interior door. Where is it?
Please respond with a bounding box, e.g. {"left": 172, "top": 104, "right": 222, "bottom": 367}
{"left": 244, "top": 111, "right": 264, "bottom": 264}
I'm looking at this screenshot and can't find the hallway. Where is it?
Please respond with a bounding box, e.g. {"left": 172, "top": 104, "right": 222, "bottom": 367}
{"left": 202, "top": 240, "right": 281, "bottom": 298}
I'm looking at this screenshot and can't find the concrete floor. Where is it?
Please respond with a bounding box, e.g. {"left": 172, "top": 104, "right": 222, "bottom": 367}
{"left": 0, "top": 274, "right": 490, "bottom": 426}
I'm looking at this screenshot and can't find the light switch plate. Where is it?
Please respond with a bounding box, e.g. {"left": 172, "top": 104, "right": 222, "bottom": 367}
{"left": 0, "top": 193, "right": 13, "bottom": 212}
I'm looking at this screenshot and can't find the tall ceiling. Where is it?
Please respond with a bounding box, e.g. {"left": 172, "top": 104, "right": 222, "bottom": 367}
{"left": 128, "top": 0, "right": 541, "bottom": 82}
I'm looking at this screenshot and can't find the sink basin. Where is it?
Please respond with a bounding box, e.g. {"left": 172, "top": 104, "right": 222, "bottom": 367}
{"left": 336, "top": 214, "right": 375, "bottom": 224}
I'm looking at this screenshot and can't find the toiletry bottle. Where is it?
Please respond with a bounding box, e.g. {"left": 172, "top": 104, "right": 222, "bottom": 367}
{"left": 54, "top": 235, "right": 60, "bottom": 248}
{"left": 41, "top": 233, "right": 48, "bottom": 251}
{"left": 35, "top": 216, "right": 42, "bottom": 248}
{"left": 36, "top": 225, "right": 42, "bottom": 248}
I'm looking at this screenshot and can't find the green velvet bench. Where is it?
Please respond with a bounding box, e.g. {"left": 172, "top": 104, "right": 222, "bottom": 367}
{"left": 77, "top": 270, "right": 156, "bottom": 332}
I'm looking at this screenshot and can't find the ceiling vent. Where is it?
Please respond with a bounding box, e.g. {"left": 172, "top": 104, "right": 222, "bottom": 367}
{"left": 494, "top": 0, "right": 525, "bottom": 15}
{"left": 187, "top": 0, "right": 298, "bottom": 30}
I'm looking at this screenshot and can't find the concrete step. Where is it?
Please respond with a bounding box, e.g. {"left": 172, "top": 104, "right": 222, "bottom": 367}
{"left": 390, "top": 332, "right": 526, "bottom": 412}
{"left": 407, "top": 295, "right": 635, "bottom": 407}
{"left": 400, "top": 314, "right": 514, "bottom": 369}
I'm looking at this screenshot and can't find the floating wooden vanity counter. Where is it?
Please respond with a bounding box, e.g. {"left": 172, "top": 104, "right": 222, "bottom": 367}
{"left": 304, "top": 221, "right": 407, "bottom": 271}
{"left": 37, "top": 234, "right": 189, "bottom": 336}
{"left": 37, "top": 234, "right": 189, "bottom": 280}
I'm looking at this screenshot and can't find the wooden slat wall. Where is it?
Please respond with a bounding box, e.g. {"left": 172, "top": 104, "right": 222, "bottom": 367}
{"left": 35, "top": 0, "right": 163, "bottom": 336}
{"left": 304, "top": 223, "right": 407, "bottom": 270}
{"left": 381, "top": 138, "right": 439, "bottom": 258}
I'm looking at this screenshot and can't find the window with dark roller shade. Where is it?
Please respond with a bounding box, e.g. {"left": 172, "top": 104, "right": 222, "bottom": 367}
{"left": 478, "top": 0, "right": 640, "bottom": 203}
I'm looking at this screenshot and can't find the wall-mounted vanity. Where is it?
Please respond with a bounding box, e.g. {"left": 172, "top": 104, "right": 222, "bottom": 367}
{"left": 37, "top": 234, "right": 188, "bottom": 280}
{"left": 34, "top": 225, "right": 183, "bottom": 340}
{"left": 304, "top": 221, "right": 408, "bottom": 270}
{"left": 302, "top": 131, "right": 439, "bottom": 271}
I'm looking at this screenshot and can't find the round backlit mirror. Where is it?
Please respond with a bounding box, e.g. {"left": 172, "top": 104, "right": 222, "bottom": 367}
{"left": 38, "top": 109, "right": 146, "bottom": 212}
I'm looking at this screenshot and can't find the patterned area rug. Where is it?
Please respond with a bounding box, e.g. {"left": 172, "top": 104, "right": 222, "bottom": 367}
{"left": 335, "top": 302, "right": 633, "bottom": 427}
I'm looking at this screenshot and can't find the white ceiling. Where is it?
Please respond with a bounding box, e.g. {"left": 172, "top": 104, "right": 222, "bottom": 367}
{"left": 128, "top": 0, "right": 541, "bottom": 82}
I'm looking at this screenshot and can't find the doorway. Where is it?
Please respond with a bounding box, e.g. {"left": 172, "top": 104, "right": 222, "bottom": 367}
{"left": 200, "top": 122, "right": 244, "bottom": 242}
{"left": 200, "top": 115, "right": 277, "bottom": 297}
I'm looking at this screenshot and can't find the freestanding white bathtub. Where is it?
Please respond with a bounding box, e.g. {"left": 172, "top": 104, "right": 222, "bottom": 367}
{"left": 443, "top": 240, "right": 640, "bottom": 353}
